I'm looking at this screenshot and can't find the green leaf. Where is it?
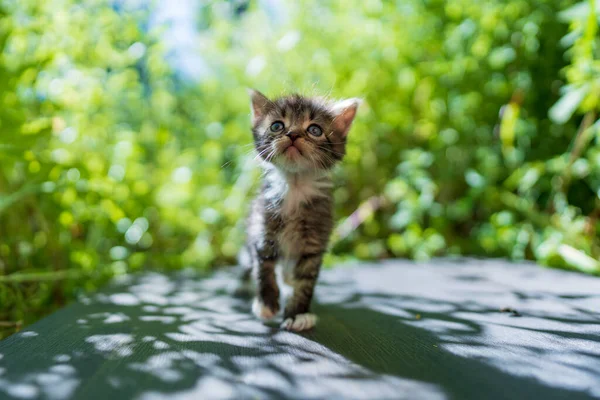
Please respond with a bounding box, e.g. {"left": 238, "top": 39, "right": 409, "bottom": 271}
{"left": 499, "top": 102, "right": 520, "bottom": 152}
{"left": 558, "top": 0, "right": 600, "bottom": 22}
{"left": 557, "top": 244, "right": 600, "bottom": 273}
{"left": 549, "top": 85, "right": 589, "bottom": 124}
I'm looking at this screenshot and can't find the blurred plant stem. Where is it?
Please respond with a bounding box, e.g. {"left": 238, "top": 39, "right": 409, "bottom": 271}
{"left": 497, "top": 190, "right": 551, "bottom": 228}
{"left": 332, "top": 196, "right": 389, "bottom": 245}
{"left": 0, "top": 270, "right": 88, "bottom": 283}
{"left": 0, "top": 321, "right": 22, "bottom": 327}
{"left": 552, "top": 111, "right": 597, "bottom": 203}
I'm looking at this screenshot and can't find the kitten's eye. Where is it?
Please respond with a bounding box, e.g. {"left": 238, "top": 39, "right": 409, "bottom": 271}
{"left": 307, "top": 124, "right": 323, "bottom": 137}
{"left": 270, "top": 121, "right": 285, "bottom": 132}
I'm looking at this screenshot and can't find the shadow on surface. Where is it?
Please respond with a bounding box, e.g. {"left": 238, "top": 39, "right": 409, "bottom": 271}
{"left": 1, "top": 259, "right": 599, "bottom": 399}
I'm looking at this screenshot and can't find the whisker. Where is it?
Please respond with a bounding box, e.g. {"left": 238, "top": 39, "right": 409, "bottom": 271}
{"left": 220, "top": 160, "right": 234, "bottom": 169}
{"left": 265, "top": 148, "right": 277, "bottom": 162}
{"left": 220, "top": 144, "right": 259, "bottom": 169}
{"left": 315, "top": 145, "right": 345, "bottom": 157}
{"left": 253, "top": 147, "right": 273, "bottom": 162}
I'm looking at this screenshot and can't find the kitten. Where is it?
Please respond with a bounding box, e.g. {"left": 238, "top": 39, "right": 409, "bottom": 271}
{"left": 239, "top": 89, "right": 360, "bottom": 332}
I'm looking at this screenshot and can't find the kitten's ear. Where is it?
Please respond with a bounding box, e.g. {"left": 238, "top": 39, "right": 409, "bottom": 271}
{"left": 248, "top": 89, "right": 271, "bottom": 125}
{"left": 331, "top": 98, "right": 361, "bottom": 137}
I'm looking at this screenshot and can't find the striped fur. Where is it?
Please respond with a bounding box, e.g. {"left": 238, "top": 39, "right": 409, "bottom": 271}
{"left": 240, "top": 90, "right": 359, "bottom": 331}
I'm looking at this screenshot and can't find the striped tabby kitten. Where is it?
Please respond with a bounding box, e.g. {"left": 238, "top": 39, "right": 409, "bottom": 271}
{"left": 239, "top": 90, "right": 360, "bottom": 332}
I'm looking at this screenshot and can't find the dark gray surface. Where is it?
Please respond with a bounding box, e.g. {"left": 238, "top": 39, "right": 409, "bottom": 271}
{"left": 1, "top": 258, "right": 600, "bottom": 400}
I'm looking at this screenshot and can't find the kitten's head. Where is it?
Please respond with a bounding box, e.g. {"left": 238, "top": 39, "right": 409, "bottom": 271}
{"left": 249, "top": 90, "right": 360, "bottom": 173}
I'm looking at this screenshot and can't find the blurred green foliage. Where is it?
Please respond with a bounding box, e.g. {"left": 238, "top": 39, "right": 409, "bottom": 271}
{"left": 1, "top": 0, "right": 600, "bottom": 336}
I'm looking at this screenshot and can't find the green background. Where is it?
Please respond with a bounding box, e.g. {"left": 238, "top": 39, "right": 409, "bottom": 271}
{"left": 1, "top": 0, "right": 599, "bottom": 337}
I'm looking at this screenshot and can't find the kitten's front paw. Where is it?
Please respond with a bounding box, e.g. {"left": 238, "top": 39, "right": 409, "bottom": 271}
{"left": 281, "top": 313, "right": 317, "bottom": 332}
{"left": 252, "top": 297, "right": 278, "bottom": 321}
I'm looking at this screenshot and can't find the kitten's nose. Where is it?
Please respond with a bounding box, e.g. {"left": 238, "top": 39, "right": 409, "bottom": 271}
{"left": 286, "top": 131, "right": 299, "bottom": 142}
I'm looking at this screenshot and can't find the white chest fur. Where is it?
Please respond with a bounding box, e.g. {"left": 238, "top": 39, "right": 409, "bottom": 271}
{"left": 264, "top": 168, "right": 332, "bottom": 217}
{"left": 281, "top": 175, "right": 331, "bottom": 215}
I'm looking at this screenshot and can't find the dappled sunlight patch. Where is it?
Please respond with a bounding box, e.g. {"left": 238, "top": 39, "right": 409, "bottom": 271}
{"left": 173, "top": 322, "right": 268, "bottom": 348}
{"left": 49, "top": 365, "right": 75, "bottom": 375}
{"left": 2, "top": 383, "right": 38, "bottom": 399}
{"left": 129, "top": 352, "right": 186, "bottom": 383}
{"left": 152, "top": 340, "right": 170, "bottom": 350}
{"left": 139, "top": 376, "right": 241, "bottom": 400}
{"left": 230, "top": 355, "right": 264, "bottom": 371}
{"left": 129, "top": 273, "right": 176, "bottom": 295}
{"left": 192, "top": 297, "right": 245, "bottom": 315}
{"left": 78, "top": 297, "right": 92, "bottom": 306}
{"left": 168, "top": 291, "right": 209, "bottom": 305}
{"left": 89, "top": 312, "right": 130, "bottom": 324}
{"left": 171, "top": 320, "right": 221, "bottom": 334}
{"left": 106, "top": 293, "right": 140, "bottom": 306}
{"left": 135, "top": 293, "right": 170, "bottom": 306}
{"left": 107, "top": 377, "right": 122, "bottom": 389}
{"left": 241, "top": 367, "right": 291, "bottom": 391}
{"left": 194, "top": 271, "right": 237, "bottom": 292}
{"left": 35, "top": 373, "right": 62, "bottom": 385}
{"left": 35, "top": 373, "right": 78, "bottom": 400}
{"left": 86, "top": 334, "right": 135, "bottom": 357}
{"left": 52, "top": 355, "right": 71, "bottom": 363}
{"left": 226, "top": 317, "right": 274, "bottom": 334}
{"left": 264, "top": 352, "right": 352, "bottom": 377}
{"left": 0, "top": 362, "right": 79, "bottom": 400}
{"left": 306, "top": 376, "right": 446, "bottom": 400}
{"left": 362, "top": 303, "right": 414, "bottom": 318}
{"left": 139, "top": 316, "right": 176, "bottom": 324}
{"left": 178, "top": 351, "right": 221, "bottom": 368}
{"left": 162, "top": 306, "right": 194, "bottom": 315}
{"left": 404, "top": 318, "right": 478, "bottom": 334}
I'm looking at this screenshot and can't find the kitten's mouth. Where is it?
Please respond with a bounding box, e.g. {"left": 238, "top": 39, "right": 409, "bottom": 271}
{"left": 284, "top": 144, "right": 302, "bottom": 159}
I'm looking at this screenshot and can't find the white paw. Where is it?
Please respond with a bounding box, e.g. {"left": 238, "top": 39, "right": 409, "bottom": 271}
{"left": 281, "top": 313, "right": 317, "bottom": 332}
{"left": 252, "top": 298, "right": 277, "bottom": 321}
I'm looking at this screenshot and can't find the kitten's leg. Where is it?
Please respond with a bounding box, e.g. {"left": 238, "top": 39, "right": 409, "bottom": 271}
{"left": 281, "top": 253, "right": 321, "bottom": 331}
{"left": 252, "top": 244, "right": 280, "bottom": 321}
